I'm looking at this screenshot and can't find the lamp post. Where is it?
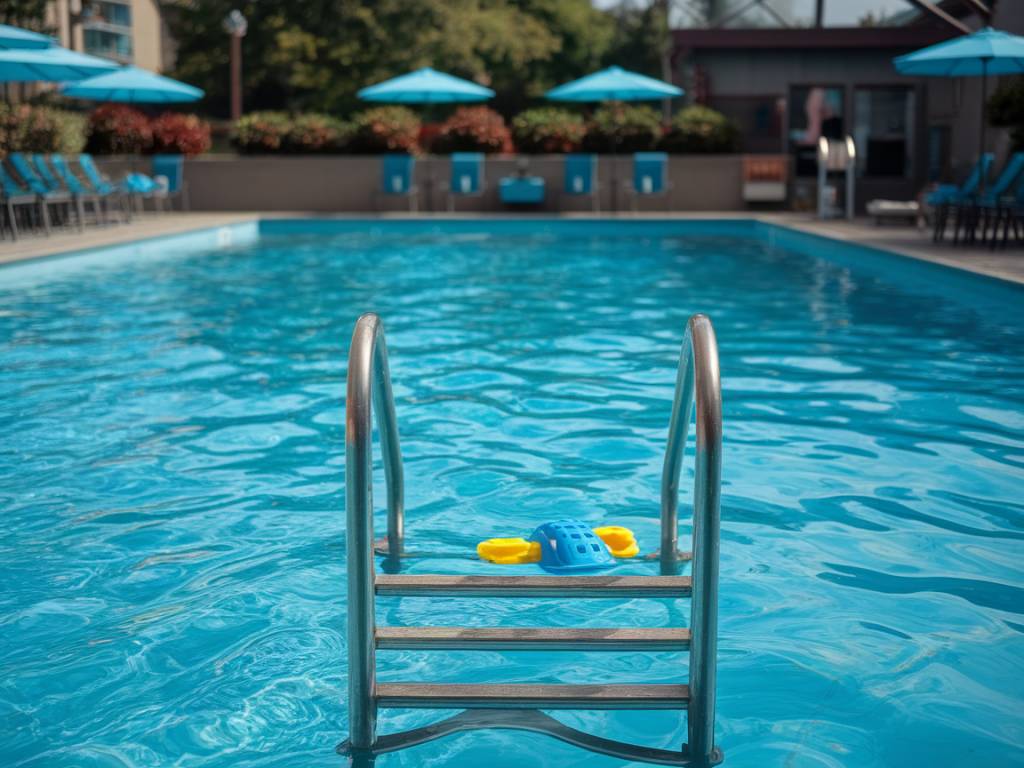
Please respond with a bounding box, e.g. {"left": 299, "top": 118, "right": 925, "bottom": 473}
{"left": 222, "top": 9, "right": 247, "bottom": 121}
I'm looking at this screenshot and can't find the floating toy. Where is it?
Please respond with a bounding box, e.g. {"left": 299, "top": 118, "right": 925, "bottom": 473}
{"left": 477, "top": 519, "right": 638, "bottom": 573}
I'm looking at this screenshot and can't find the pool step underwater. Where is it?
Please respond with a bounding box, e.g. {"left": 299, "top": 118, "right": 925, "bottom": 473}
{"left": 375, "top": 626, "right": 692, "bottom": 651}
{"left": 375, "top": 573, "right": 693, "bottom": 598}
{"left": 341, "top": 313, "right": 723, "bottom": 767}
{"left": 376, "top": 683, "right": 691, "bottom": 710}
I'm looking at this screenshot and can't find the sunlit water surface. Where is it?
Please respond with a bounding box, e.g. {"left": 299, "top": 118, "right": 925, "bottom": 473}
{"left": 1, "top": 221, "right": 1022, "bottom": 767}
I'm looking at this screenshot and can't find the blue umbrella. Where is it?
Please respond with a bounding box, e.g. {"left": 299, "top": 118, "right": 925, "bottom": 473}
{"left": 545, "top": 65, "right": 682, "bottom": 102}
{"left": 0, "top": 23, "right": 55, "bottom": 50}
{"left": 62, "top": 65, "right": 204, "bottom": 103}
{"left": 895, "top": 27, "right": 1024, "bottom": 190}
{"left": 358, "top": 67, "right": 494, "bottom": 104}
{"left": 0, "top": 46, "right": 118, "bottom": 82}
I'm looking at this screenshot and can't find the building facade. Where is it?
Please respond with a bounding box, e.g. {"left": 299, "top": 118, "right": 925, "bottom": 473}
{"left": 45, "top": 0, "right": 173, "bottom": 73}
{"left": 672, "top": 1, "right": 1024, "bottom": 209}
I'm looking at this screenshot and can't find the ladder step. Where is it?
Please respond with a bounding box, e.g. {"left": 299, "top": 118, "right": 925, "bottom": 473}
{"left": 376, "top": 626, "right": 691, "bottom": 651}
{"left": 376, "top": 683, "right": 690, "bottom": 710}
{"left": 375, "top": 574, "right": 692, "bottom": 598}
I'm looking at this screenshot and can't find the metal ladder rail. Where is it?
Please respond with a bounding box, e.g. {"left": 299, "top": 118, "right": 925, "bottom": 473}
{"left": 345, "top": 313, "right": 404, "bottom": 751}
{"left": 343, "top": 312, "right": 723, "bottom": 766}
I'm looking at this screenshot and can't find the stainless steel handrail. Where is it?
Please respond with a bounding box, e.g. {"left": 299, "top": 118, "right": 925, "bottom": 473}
{"left": 346, "top": 312, "right": 404, "bottom": 751}
{"left": 659, "top": 313, "right": 722, "bottom": 765}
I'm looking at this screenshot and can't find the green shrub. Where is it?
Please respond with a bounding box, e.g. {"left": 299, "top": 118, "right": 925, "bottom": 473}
{"left": 87, "top": 104, "right": 152, "bottom": 154}
{"left": 660, "top": 105, "right": 739, "bottom": 153}
{"left": 150, "top": 112, "right": 212, "bottom": 156}
{"left": 988, "top": 76, "right": 1024, "bottom": 152}
{"left": 284, "top": 113, "right": 351, "bottom": 153}
{"left": 347, "top": 106, "right": 420, "bottom": 153}
{"left": 511, "top": 107, "right": 586, "bottom": 153}
{"left": 582, "top": 104, "right": 662, "bottom": 153}
{"left": 231, "top": 111, "right": 291, "bottom": 153}
{"left": 431, "top": 106, "right": 512, "bottom": 154}
{"left": 0, "top": 104, "right": 88, "bottom": 154}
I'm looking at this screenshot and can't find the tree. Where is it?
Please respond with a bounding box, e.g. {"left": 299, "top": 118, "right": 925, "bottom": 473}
{"left": 168, "top": 0, "right": 615, "bottom": 118}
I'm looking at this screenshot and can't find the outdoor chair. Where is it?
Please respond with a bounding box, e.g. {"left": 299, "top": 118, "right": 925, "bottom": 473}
{"left": 445, "top": 153, "right": 485, "bottom": 211}
{"left": 8, "top": 152, "right": 79, "bottom": 231}
{"left": 927, "top": 152, "right": 992, "bottom": 242}
{"left": 52, "top": 154, "right": 127, "bottom": 224}
{"left": 951, "top": 151, "right": 1024, "bottom": 245}
{"left": 562, "top": 153, "right": 599, "bottom": 211}
{"left": 35, "top": 154, "right": 103, "bottom": 226}
{"left": 151, "top": 154, "right": 189, "bottom": 211}
{"left": 0, "top": 161, "right": 47, "bottom": 239}
{"left": 375, "top": 154, "right": 418, "bottom": 212}
{"left": 625, "top": 152, "right": 671, "bottom": 212}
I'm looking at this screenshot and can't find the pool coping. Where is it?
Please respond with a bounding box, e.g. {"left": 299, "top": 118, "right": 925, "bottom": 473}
{"left": 1, "top": 211, "right": 1022, "bottom": 287}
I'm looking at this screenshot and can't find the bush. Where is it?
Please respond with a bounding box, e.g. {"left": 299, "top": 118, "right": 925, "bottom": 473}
{"left": 660, "top": 105, "right": 739, "bottom": 153}
{"left": 582, "top": 104, "right": 662, "bottom": 153}
{"left": 988, "top": 76, "right": 1024, "bottom": 152}
{"left": 284, "top": 113, "right": 351, "bottom": 153}
{"left": 347, "top": 106, "right": 420, "bottom": 153}
{"left": 231, "top": 111, "right": 291, "bottom": 153}
{"left": 511, "top": 108, "right": 586, "bottom": 153}
{"left": 0, "top": 104, "right": 87, "bottom": 154}
{"left": 431, "top": 106, "right": 512, "bottom": 154}
{"left": 150, "top": 112, "right": 212, "bottom": 156}
{"left": 87, "top": 104, "right": 152, "bottom": 155}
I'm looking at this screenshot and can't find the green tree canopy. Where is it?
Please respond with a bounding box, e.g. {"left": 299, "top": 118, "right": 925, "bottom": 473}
{"left": 169, "top": 0, "right": 618, "bottom": 118}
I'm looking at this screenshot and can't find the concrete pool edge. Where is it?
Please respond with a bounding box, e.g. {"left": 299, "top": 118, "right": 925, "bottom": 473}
{"left": 1, "top": 213, "right": 1022, "bottom": 290}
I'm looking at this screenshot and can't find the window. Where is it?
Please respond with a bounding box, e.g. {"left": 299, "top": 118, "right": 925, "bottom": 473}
{"left": 93, "top": 1, "right": 131, "bottom": 28}
{"left": 788, "top": 86, "right": 844, "bottom": 176}
{"left": 84, "top": 28, "right": 132, "bottom": 60}
{"left": 854, "top": 87, "right": 915, "bottom": 178}
{"left": 710, "top": 95, "right": 784, "bottom": 153}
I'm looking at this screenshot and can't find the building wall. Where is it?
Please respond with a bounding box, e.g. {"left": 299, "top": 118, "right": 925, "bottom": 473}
{"left": 44, "top": 0, "right": 169, "bottom": 73}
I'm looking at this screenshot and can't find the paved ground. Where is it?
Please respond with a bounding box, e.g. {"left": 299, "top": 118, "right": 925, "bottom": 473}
{"left": 1, "top": 211, "right": 1021, "bottom": 285}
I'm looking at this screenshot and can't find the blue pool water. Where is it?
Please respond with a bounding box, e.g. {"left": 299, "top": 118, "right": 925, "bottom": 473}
{"left": 1, "top": 220, "right": 1023, "bottom": 767}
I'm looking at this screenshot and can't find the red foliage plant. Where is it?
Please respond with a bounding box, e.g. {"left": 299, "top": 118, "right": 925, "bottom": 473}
{"left": 430, "top": 107, "right": 513, "bottom": 154}
{"left": 150, "top": 112, "right": 212, "bottom": 156}
{"left": 87, "top": 104, "right": 152, "bottom": 154}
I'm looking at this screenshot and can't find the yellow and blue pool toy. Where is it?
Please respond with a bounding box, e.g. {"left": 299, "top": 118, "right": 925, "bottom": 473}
{"left": 477, "top": 519, "right": 639, "bottom": 573}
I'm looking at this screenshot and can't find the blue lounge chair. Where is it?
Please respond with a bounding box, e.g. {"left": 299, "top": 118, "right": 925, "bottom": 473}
{"left": 0, "top": 161, "right": 48, "bottom": 239}
{"left": 954, "top": 152, "right": 1024, "bottom": 245}
{"left": 563, "top": 153, "right": 599, "bottom": 211}
{"left": 151, "top": 154, "right": 188, "bottom": 210}
{"left": 377, "top": 154, "right": 417, "bottom": 212}
{"left": 928, "top": 152, "right": 992, "bottom": 242}
{"left": 627, "top": 152, "right": 670, "bottom": 211}
{"left": 35, "top": 154, "right": 102, "bottom": 225}
{"left": 52, "top": 154, "right": 128, "bottom": 224}
{"left": 8, "top": 152, "right": 78, "bottom": 231}
{"left": 446, "top": 152, "right": 485, "bottom": 211}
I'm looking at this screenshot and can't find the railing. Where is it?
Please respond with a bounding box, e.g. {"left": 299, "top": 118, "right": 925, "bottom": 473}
{"left": 344, "top": 312, "right": 722, "bottom": 766}
{"left": 345, "top": 312, "right": 404, "bottom": 750}
{"left": 659, "top": 313, "right": 722, "bottom": 762}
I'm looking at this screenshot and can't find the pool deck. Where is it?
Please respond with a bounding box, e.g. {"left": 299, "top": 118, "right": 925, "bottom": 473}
{"left": 1, "top": 211, "right": 1021, "bottom": 285}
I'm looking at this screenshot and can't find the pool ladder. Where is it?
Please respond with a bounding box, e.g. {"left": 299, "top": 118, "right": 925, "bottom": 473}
{"left": 339, "top": 313, "right": 723, "bottom": 767}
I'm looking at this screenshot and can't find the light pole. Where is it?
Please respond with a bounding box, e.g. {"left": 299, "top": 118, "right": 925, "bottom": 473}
{"left": 222, "top": 9, "right": 247, "bottom": 121}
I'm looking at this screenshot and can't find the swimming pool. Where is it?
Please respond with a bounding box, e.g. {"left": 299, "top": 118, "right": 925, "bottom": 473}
{"left": 1, "top": 219, "right": 1022, "bottom": 767}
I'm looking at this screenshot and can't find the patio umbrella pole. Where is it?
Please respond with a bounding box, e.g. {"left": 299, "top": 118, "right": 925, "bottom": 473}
{"left": 979, "top": 56, "right": 989, "bottom": 194}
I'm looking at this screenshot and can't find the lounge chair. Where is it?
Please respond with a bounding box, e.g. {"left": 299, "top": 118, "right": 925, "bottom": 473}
{"left": 445, "top": 152, "right": 485, "bottom": 211}
{"left": 562, "top": 153, "right": 599, "bottom": 211}
{"left": 0, "top": 162, "right": 48, "bottom": 239}
{"left": 8, "top": 152, "right": 78, "bottom": 231}
{"left": 35, "top": 154, "right": 103, "bottom": 226}
{"left": 952, "top": 151, "right": 1024, "bottom": 245}
{"left": 52, "top": 154, "right": 127, "bottom": 224}
{"left": 76, "top": 154, "right": 132, "bottom": 222}
{"left": 927, "top": 152, "right": 992, "bottom": 242}
{"left": 626, "top": 152, "right": 671, "bottom": 212}
{"left": 151, "top": 154, "right": 188, "bottom": 211}
{"left": 376, "top": 154, "right": 417, "bottom": 212}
